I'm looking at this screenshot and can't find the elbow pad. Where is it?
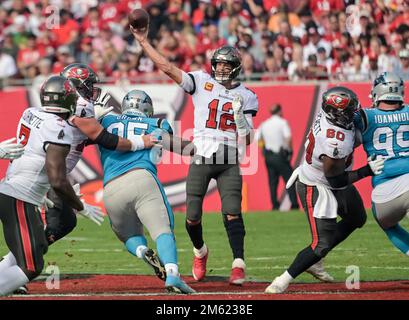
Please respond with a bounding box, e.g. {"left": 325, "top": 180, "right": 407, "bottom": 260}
{"left": 326, "top": 172, "right": 348, "bottom": 189}
{"left": 94, "top": 129, "right": 119, "bottom": 150}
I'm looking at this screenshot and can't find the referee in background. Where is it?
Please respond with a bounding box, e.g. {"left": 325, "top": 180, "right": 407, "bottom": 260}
{"left": 257, "top": 104, "right": 299, "bottom": 211}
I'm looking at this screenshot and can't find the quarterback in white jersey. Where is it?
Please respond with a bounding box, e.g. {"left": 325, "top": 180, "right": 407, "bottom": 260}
{"left": 131, "top": 25, "right": 257, "bottom": 285}
{"left": 266, "top": 87, "right": 385, "bottom": 294}
{"left": 182, "top": 70, "right": 258, "bottom": 158}
{"left": 0, "top": 76, "right": 99, "bottom": 295}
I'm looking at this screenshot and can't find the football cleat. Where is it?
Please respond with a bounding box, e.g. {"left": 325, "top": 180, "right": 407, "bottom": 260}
{"left": 165, "top": 275, "right": 196, "bottom": 294}
{"left": 265, "top": 277, "right": 289, "bottom": 294}
{"left": 13, "top": 285, "right": 28, "bottom": 295}
{"left": 306, "top": 259, "right": 335, "bottom": 283}
{"left": 229, "top": 267, "right": 245, "bottom": 285}
{"left": 229, "top": 258, "right": 246, "bottom": 285}
{"left": 143, "top": 249, "right": 166, "bottom": 281}
{"left": 192, "top": 248, "right": 208, "bottom": 281}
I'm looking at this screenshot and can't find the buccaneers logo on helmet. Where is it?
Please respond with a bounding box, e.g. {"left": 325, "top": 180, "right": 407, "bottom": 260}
{"left": 321, "top": 86, "right": 359, "bottom": 130}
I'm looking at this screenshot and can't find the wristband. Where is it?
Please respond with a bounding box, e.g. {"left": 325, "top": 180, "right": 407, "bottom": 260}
{"left": 130, "top": 136, "right": 145, "bottom": 151}
{"left": 357, "top": 164, "right": 373, "bottom": 178}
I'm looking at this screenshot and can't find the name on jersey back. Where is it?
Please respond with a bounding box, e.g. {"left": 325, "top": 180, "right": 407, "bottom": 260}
{"left": 23, "top": 109, "right": 44, "bottom": 129}
{"left": 374, "top": 112, "right": 409, "bottom": 124}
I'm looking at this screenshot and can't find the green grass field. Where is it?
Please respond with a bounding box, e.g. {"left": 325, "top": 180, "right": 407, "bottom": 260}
{"left": 1, "top": 211, "right": 408, "bottom": 283}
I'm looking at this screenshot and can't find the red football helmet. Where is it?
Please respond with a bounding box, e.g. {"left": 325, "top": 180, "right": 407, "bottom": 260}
{"left": 321, "top": 86, "right": 359, "bottom": 129}
{"left": 61, "top": 63, "right": 101, "bottom": 102}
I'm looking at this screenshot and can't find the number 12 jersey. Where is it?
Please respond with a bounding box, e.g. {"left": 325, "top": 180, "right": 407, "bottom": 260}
{"left": 180, "top": 70, "right": 258, "bottom": 158}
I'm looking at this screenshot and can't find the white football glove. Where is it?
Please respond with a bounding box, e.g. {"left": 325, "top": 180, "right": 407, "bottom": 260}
{"left": 77, "top": 201, "right": 105, "bottom": 226}
{"left": 367, "top": 155, "right": 384, "bottom": 175}
{"left": 0, "top": 138, "right": 24, "bottom": 160}
{"left": 72, "top": 184, "right": 104, "bottom": 226}
{"left": 39, "top": 195, "right": 55, "bottom": 212}
{"left": 94, "top": 93, "right": 114, "bottom": 120}
{"left": 232, "top": 94, "right": 244, "bottom": 114}
{"left": 232, "top": 94, "right": 248, "bottom": 137}
{"left": 72, "top": 183, "right": 83, "bottom": 198}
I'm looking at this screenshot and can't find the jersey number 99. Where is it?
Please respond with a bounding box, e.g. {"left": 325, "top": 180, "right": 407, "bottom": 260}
{"left": 373, "top": 125, "right": 409, "bottom": 158}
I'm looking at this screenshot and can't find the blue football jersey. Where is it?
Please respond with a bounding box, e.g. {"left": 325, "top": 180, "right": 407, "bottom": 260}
{"left": 354, "top": 106, "right": 409, "bottom": 187}
{"left": 99, "top": 114, "right": 173, "bottom": 185}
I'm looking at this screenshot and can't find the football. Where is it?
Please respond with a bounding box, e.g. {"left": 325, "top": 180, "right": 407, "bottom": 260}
{"left": 128, "top": 8, "right": 150, "bottom": 30}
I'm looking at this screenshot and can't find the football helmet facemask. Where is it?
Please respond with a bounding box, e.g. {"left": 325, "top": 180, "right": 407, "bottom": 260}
{"left": 211, "top": 46, "right": 242, "bottom": 83}
{"left": 121, "top": 89, "right": 154, "bottom": 117}
{"left": 371, "top": 72, "right": 404, "bottom": 107}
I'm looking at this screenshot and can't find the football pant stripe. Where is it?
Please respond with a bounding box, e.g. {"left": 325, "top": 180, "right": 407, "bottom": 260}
{"left": 306, "top": 186, "right": 319, "bottom": 250}
{"left": 16, "top": 200, "right": 35, "bottom": 272}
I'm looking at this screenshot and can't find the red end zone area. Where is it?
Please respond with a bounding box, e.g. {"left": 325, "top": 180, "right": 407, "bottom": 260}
{"left": 5, "top": 275, "right": 409, "bottom": 300}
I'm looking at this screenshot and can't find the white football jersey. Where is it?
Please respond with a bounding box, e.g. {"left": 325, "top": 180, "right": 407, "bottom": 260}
{"left": 66, "top": 95, "right": 95, "bottom": 172}
{"left": 299, "top": 112, "right": 355, "bottom": 188}
{"left": 181, "top": 71, "right": 258, "bottom": 158}
{"left": 0, "top": 107, "right": 74, "bottom": 206}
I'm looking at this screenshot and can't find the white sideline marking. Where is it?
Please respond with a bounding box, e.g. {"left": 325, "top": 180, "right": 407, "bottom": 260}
{"left": 8, "top": 290, "right": 363, "bottom": 298}
{"left": 209, "top": 265, "right": 409, "bottom": 271}
{"left": 11, "top": 286, "right": 399, "bottom": 299}
{"left": 10, "top": 291, "right": 268, "bottom": 298}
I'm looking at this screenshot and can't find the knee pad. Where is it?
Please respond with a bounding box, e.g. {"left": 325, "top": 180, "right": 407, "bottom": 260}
{"left": 312, "top": 236, "right": 334, "bottom": 258}
{"left": 313, "top": 245, "right": 331, "bottom": 259}
{"left": 221, "top": 201, "right": 242, "bottom": 216}
{"left": 45, "top": 206, "right": 77, "bottom": 244}
{"left": 220, "top": 191, "right": 242, "bottom": 216}
{"left": 186, "top": 194, "right": 204, "bottom": 222}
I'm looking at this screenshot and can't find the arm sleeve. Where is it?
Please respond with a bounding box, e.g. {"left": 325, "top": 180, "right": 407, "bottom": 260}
{"left": 353, "top": 109, "right": 368, "bottom": 132}
{"left": 179, "top": 71, "right": 197, "bottom": 95}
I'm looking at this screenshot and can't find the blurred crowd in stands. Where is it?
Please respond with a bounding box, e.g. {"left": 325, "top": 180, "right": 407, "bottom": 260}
{"left": 1, "top": 0, "right": 409, "bottom": 87}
